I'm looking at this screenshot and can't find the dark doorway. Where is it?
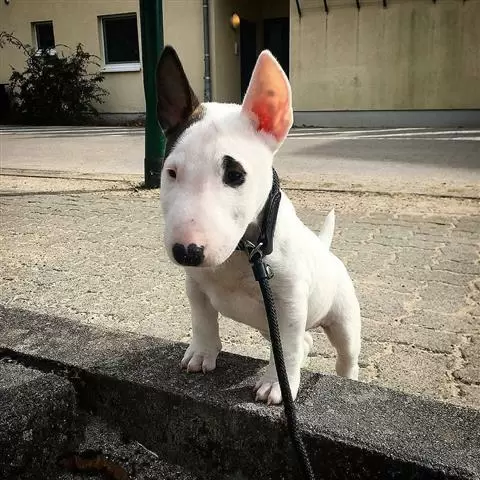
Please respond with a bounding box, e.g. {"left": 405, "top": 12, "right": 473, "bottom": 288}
{"left": 240, "top": 19, "right": 257, "bottom": 100}
{"left": 263, "top": 17, "right": 289, "bottom": 77}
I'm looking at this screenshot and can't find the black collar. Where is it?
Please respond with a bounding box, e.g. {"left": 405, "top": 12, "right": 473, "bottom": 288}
{"left": 236, "top": 168, "right": 281, "bottom": 257}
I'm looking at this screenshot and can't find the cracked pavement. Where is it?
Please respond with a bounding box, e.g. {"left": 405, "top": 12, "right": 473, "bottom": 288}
{"left": 1, "top": 175, "right": 479, "bottom": 409}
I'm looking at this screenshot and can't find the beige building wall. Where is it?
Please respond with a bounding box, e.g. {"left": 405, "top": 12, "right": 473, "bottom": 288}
{"left": 210, "top": 0, "right": 289, "bottom": 104}
{"left": 290, "top": 0, "right": 480, "bottom": 111}
{"left": 0, "top": 0, "right": 204, "bottom": 114}
{"left": 210, "top": 0, "right": 255, "bottom": 104}
{"left": 162, "top": 0, "right": 204, "bottom": 102}
{"left": 3, "top": 0, "right": 476, "bottom": 116}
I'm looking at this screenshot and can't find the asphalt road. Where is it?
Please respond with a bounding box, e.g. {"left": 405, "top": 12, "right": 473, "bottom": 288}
{"left": 1, "top": 126, "right": 479, "bottom": 196}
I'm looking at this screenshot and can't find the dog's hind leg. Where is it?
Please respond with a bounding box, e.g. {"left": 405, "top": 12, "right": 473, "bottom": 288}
{"left": 323, "top": 284, "right": 361, "bottom": 380}
{"left": 303, "top": 331, "right": 313, "bottom": 357}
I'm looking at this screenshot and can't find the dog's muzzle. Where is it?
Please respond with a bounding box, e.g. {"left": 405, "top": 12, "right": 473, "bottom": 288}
{"left": 172, "top": 243, "right": 205, "bottom": 266}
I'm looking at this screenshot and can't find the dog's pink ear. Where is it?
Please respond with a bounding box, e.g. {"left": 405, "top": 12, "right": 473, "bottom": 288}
{"left": 242, "top": 51, "right": 293, "bottom": 147}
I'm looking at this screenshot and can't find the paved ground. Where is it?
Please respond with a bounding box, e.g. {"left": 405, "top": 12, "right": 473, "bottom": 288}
{"left": 1, "top": 174, "right": 479, "bottom": 409}
{"left": 1, "top": 125, "right": 479, "bottom": 196}
{"left": 1, "top": 126, "right": 479, "bottom": 409}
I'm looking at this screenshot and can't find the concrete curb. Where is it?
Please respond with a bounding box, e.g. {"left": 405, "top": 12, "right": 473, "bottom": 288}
{"left": 0, "top": 362, "right": 83, "bottom": 480}
{"left": 1, "top": 306, "right": 479, "bottom": 480}
{"left": 0, "top": 167, "right": 142, "bottom": 183}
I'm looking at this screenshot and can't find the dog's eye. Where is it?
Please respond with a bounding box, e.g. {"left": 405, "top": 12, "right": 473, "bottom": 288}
{"left": 167, "top": 168, "right": 176, "bottom": 179}
{"left": 225, "top": 170, "right": 245, "bottom": 186}
{"left": 223, "top": 156, "right": 246, "bottom": 188}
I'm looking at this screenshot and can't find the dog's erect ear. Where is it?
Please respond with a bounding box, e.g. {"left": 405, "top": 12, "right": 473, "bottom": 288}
{"left": 241, "top": 50, "right": 293, "bottom": 147}
{"left": 156, "top": 46, "right": 199, "bottom": 133}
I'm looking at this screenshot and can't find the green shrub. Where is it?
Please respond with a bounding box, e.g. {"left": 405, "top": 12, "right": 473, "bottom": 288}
{"left": 0, "top": 32, "right": 108, "bottom": 125}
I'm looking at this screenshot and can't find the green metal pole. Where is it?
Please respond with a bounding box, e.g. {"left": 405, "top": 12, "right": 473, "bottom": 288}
{"left": 139, "top": 0, "right": 165, "bottom": 188}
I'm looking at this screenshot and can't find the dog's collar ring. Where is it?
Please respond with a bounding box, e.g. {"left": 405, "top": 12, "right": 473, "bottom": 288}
{"left": 238, "top": 240, "right": 264, "bottom": 261}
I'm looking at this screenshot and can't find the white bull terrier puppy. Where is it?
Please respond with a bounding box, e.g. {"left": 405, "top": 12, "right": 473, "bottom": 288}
{"left": 156, "top": 46, "right": 361, "bottom": 405}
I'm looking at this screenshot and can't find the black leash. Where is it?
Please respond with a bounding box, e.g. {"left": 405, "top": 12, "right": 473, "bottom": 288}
{"left": 237, "top": 169, "right": 315, "bottom": 480}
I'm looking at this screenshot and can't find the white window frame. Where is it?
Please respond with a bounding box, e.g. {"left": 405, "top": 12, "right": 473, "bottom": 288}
{"left": 99, "top": 13, "right": 141, "bottom": 73}
{"left": 32, "top": 21, "right": 56, "bottom": 56}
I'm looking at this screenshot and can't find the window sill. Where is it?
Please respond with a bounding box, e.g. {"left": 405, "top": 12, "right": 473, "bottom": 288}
{"left": 102, "top": 63, "right": 141, "bottom": 73}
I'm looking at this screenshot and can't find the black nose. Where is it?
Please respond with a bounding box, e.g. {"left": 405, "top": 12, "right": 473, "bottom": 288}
{"left": 172, "top": 243, "right": 205, "bottom": 266}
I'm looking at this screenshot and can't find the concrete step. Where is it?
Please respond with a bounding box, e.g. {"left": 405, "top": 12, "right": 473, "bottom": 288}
{"left": 0, "top": 360, "right": 202, "bottom": 479}
{"left": 0, "top": 361, "right": 82, "bottom": 480}
{"left": 1, "top": 305, "right": 479, "bottom": 480}
{"left": 56, "top": 417, "right": 200, "bottom": 480}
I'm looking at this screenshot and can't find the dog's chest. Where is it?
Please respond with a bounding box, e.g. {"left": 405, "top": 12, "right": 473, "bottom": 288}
{"left": 188, "top": 253, "right": 267, "bottom": 330}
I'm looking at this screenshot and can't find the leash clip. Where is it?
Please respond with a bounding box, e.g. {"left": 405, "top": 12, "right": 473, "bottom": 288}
{"left": 239, "top": 240, "right": 274, "bottom": 281}
{"left": 242, "top": 240, "right": 264, "bottom": 262}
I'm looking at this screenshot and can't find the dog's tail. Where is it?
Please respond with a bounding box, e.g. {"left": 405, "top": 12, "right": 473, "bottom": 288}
{"left": 318, "top": 209, "right": 335, "bottom": 249}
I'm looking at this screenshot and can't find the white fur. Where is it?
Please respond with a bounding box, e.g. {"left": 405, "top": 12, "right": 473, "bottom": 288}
{"left": 160, "top": 54, "right": 361, "bottom": 405}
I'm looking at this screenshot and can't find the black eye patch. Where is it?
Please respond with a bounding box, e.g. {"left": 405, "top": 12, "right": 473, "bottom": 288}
{"left": 222, "top": 156, "right": 246, "bottom": 188}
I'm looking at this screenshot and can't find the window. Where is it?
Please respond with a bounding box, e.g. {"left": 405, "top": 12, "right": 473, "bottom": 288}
{"left": 100, "top": 14, "right": 140, "bottom": 72}
{"left": 33, "top": 21, "right": 55, "bottom": 51}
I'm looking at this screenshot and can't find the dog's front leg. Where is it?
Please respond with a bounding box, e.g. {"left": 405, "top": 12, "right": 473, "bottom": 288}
{"left": 255, "top": 293, "right": 307, "bottom": 405}
{"left": 181, "top": 276, "right": 221, "bottom": 373}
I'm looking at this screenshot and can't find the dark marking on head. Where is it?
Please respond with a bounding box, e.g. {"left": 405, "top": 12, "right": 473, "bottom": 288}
{"left": 164, "top": 104, "right": 206, "bottom": 160}
{"left": 222, "top": 155, "right": 246, "bottom": 188}
{"left": 156, "top": 45, "right": 199, "bottom": 135}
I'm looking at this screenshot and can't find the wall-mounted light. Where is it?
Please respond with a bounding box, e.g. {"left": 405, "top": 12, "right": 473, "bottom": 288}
{"left": 230, "top": 13, "right": 240, "bottom": 30}
{"left": 4, "top": 0, "right": 11, "bottom": 5}
{"left": 229, "top": 13, "right": 240, "bottom": 56}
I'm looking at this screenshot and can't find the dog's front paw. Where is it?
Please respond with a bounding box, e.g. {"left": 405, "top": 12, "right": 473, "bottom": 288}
{"left": 254, "top": 373, "right": 300, "bottom": 406}
{"left": 181, "top": 341, "right": 220, "bottom": 374}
